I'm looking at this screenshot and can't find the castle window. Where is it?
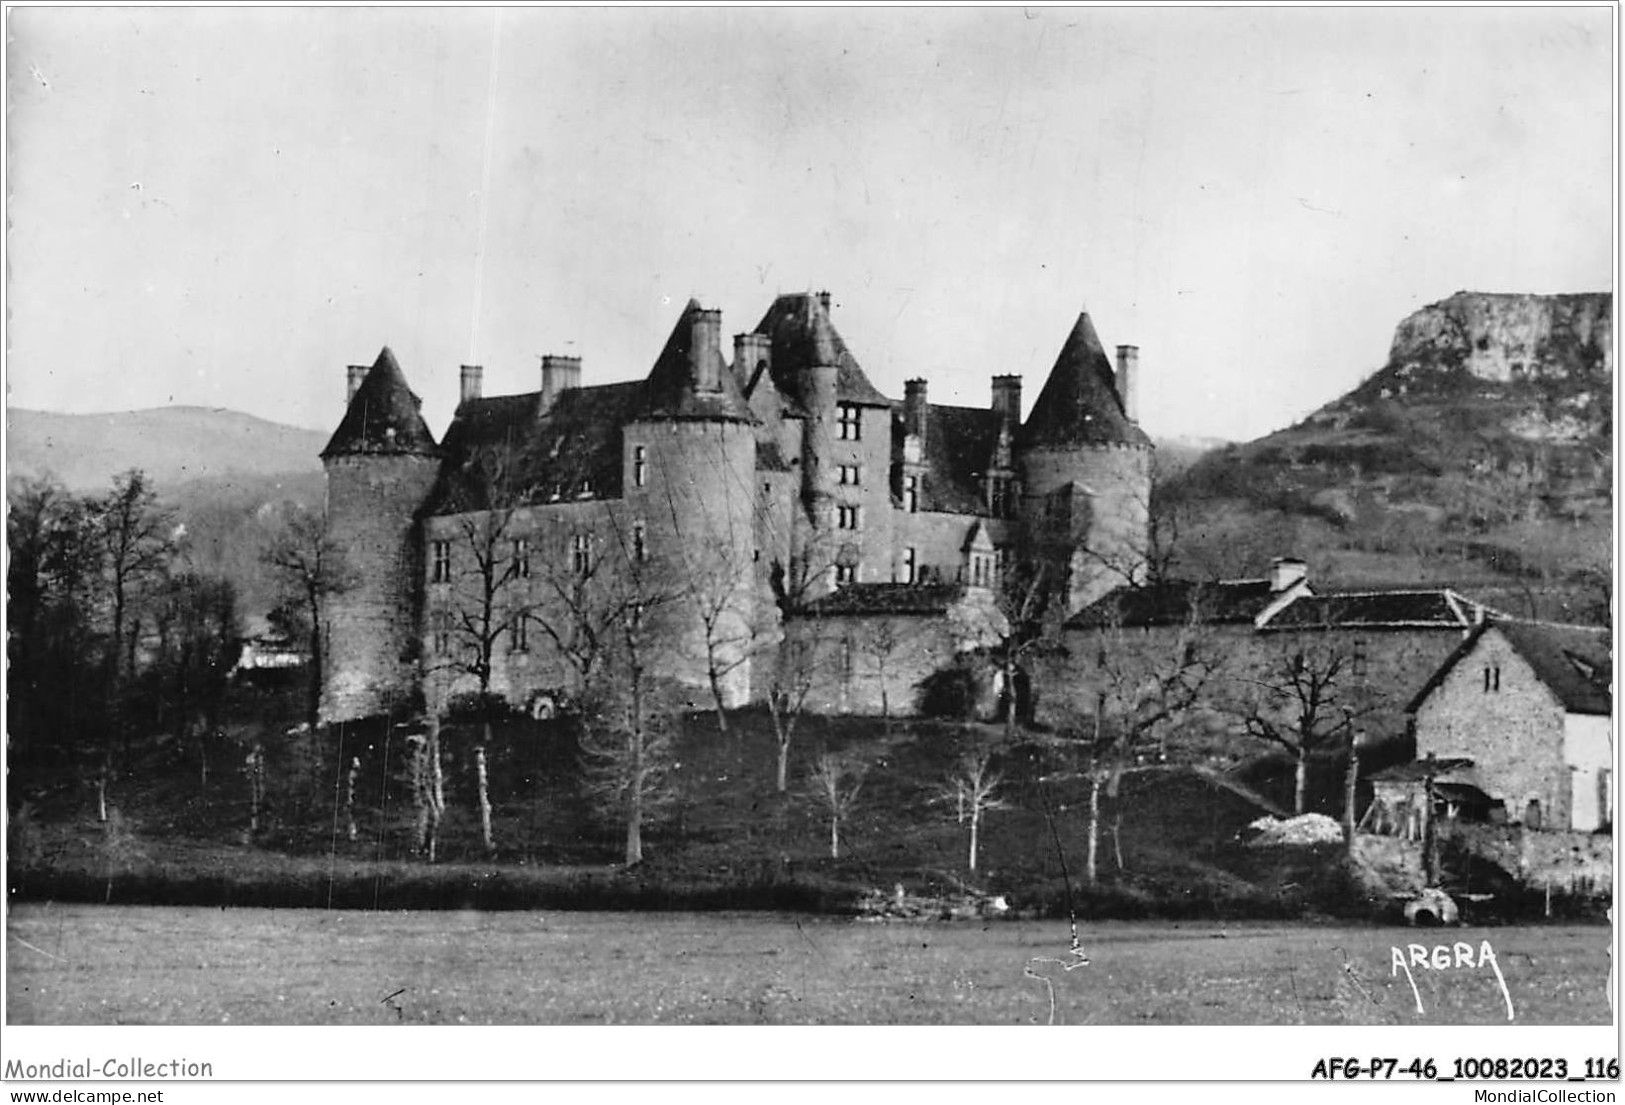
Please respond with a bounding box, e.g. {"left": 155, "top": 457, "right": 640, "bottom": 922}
{"left": 837, "top": 404, "right": 862, "bottom": 441}
{"left": 572, "top": 533, "right": 591, "bottom": 575}
{"left": 969, "top": 553, "right": 994, "bottom": 589}
{"left": 510, "top": 611, "right": 529, "bottom": 653}
{"left": 511, "top": 538, "right": 531, "bottom": 580}
{"left": 431, "top": 541, "right": 451, "bottom": 583}
{"left": 835, "top": 562, "right": 857, "bottom": 586}
{"left": 903, "top": 474, "right": 920, "bottom": 514}
{"left": 988, "top": 475, "right": 1014, "bottom": 518}
{"left": 837, "top": 504, "right": 860, "bottom": 530}
{"left": 1483, "top": 664, "right": 1501, "bottom": 692}
{"left": 838, "top": 464, "right": 860, "bottom": 486}
{"left": 632, "top": 520, "right": 648, "bottom": 562}
{"left": 431, "top": 610, "right": 452, "bottom": 655}
{"left": 902, "top": 546, "right": 918, "bottom": 584}
{"left": 1352, "top": 637, "right": 1367, "bottom": 680}
{"left": 632, "top": 445, "right": 648, "bottom": 488}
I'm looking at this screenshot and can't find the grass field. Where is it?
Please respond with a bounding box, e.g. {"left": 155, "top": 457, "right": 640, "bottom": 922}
{"left": 6, "top": 905, "right": 1610, "bottom": 1026}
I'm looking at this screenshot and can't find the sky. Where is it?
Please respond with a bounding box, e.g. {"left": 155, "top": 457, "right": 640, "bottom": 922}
{"left": 5, "top": 7, "right": 1614, "bottom": 444}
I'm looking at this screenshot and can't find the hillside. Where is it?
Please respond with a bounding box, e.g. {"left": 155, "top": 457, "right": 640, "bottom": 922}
{"left": 7, "top": 406, "right": 327, "bottom": 491}
{"left": 8, "top": 406, "right": 330, "bottom": 623}
{"left": 1160, "top": 292, "right": 1612, "bottom": 622}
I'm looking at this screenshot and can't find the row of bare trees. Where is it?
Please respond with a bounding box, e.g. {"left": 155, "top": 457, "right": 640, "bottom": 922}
{"left": 9, "top": 469, "right": 240, "bottom": 773}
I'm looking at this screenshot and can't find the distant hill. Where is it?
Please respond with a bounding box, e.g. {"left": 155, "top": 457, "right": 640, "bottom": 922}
{"left": 8, "top": 406, "right": 327, "bottom": 491}
{"left": 1159, "top": 291, "right": 1612, "bottom": 623}
{"left": 8, "top": 406, "right": 331, "bottom": 625}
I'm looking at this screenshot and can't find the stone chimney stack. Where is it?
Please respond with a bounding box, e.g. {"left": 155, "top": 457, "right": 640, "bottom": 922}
{"left": 459, "top": 364, "right": 483, "bottom": 405}
{"left": 904, "top": 378, "right": 929, "bottom": 447}
{"left": 816, "top": 289, "right": 832, "bottom": 313}
{"left": 346, "top": 364, "right": 369, "bottom": 405}
{"left": 690, "top": 308, "right": 723, "bottom": 392}
{"left": 540, "top": 355, "right": 582, "bottom": 410}
{"left": 1115, "top": 345, "right": 1139, "bottom": 421}
{"left": 991, "top": 374, "right": 1022, "bottom": 429}
{"left": 733, "top": 332, "right": 773, "bottom": 385}
{"left": 1269, "top": 557, "right": 1308, "bottom": 594}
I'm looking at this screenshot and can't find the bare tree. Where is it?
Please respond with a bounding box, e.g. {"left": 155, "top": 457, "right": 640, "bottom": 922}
{"left": 1232, "top": 639, "right": 1376, "bottom": 815}
{"left": 1082, "top": 600, "right": 1221, "bottom": 883}
{"left": 766, "top": 636, "right": 818, "bottom": 793}
{"left": 261, "top": 504, "right": 354, "bottom": 736}
{"left": 938, "top": 746, "right": 1008, "bottom": 872}
{"left": 577, "top": 604, "right": 681, "bottom": 865}
{"left": 807, "top": 751, "right": 866, "bottom": 859}
{"left": 97, "top": 469, "right": 177, "bottom": 759}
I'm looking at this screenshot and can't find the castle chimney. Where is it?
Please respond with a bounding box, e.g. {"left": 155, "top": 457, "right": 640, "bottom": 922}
{"left": 816, "top": 290, "right": 832, "bottom": 313}
{"left": 1115, "top": 345, "right": 1139, "bottom": 421}
{"left": 459, "top": 364, "right": 483, "bottom": 405}
{"left": 991, "top": 374, "right": 1022, "bottom": 429}
{"left": 1269, "top": 557, "right": 1308, "bottom": 594}
{"left": 733, "top": 332, "right": 772, "bottom": 386}
{"left": 904, "top": 378, "right": 929, "bottom": 447}
{"left": 346, "top": 364, "right": 368, "bottom": 405}
{"left": 690, "top": 308, "right": 723, "bottom": 392}
{"left": 540, "top": 355, "right": 582, "bottom": 410}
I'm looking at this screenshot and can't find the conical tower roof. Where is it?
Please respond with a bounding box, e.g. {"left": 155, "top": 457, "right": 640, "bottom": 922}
{"left": 321, "top": 347, "right": 440, "bottom": 458}
{"left": 1019, "top": 311, "right": 1150, "bottom": 448}
{"left": 640, "top": 299, "right": 755, "bottom": 421}
{"left": 753, "top": 292, "right": 892, "bottom": 409}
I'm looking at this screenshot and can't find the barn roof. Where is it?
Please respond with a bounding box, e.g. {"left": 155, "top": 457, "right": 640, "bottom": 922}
{"left": 799, "top": 582, "right": 968, "bottom": 617}
{"left": 1067, "top": 579, "right": 1278, "bottom": 629}
{"left": 1404, "top": 620, "right": 1612, "bottom": 716}
{"left": 1261, "top": 587, "right": 1496, "bottom": 631}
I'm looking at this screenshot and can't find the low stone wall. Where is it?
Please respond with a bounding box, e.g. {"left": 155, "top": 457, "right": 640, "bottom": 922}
{"left": 1443, "top": 823, "right": 1612, "bottom": 895}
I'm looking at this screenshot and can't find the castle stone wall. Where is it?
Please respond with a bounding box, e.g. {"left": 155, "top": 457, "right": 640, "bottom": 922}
{"left": 1021, "top": 443, "right": 1153, "bottom": 613}
{"left": 321, "top": 453, "right": 440, "bottom": 722}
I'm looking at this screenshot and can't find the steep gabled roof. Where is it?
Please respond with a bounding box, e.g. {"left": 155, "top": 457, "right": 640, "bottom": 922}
{"left": 799, "top": 582, "right": 967, "bottom": 617}
{"left": 424, "top": 382, "right": 644, "bottom": 515}
{"left": 1405, "top": 620, "right": 1612, "bottom": 716}
{"left": 1067, "top": 579, "right": 1278, "bottom": 629}
{"left": 753, "top": 293, "right": 892, "bottom": 408}
{"left": 643, "top": 299, "right": 755, "bottom": 422}
{"left": 1019, "top": 311, "right": 1151, "bottom": 449}
{"left": 1261, "top": 587, "right": 1496, "bottom": 631}
{"left": 895, "top": 403, "right": 1005, "bottom": 514}
{"left": 321, "top": 347, "right": 439, "bottom": 458}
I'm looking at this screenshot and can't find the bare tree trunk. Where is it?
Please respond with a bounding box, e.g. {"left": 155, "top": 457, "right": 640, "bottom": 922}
{"left": 246, "top": 745, "right": 265, "bottom": 835}
{"left": 707, "top": 666, "right": 730, "bottom": 736}
{"left": 1086, "top": 773, "right": 1102, "bottom": 885}
{"left": 969, "top": 804, "right": 980, "bottom": 871}
{"left": 1111, "top": 807, "right": 1124, "bottom": 871}
{"left": 776, "top": 736, "right": 790, "bottom": 794}
{"left": 426, "top": 717, "right": 444, "bottom": 863}
{"left": 1343, "top": 739, "right": 1360, "bottom": 853}
{"left": 1294, "top": 750, "right": 1309, "bottom": 815}
{"left": 830, "top": 812, "right": 840, "bottom": 859}
{"left": 345, "top": 756, "right": 360, "bottom": 843}
{"left": 96, "top": 767, "right": 108, "bottom": 824}
{"left": 475, "top": 745, "right": 494, "bottom": 855}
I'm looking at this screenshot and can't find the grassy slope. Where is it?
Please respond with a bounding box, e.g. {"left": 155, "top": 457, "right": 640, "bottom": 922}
{"left": 10, "top": 688, "right": 1365, "bottom": 919}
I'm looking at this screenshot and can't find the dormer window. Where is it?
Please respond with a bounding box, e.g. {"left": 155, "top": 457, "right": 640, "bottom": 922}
{"left": 838, "top": 404, "right": 862, "bottom": 441}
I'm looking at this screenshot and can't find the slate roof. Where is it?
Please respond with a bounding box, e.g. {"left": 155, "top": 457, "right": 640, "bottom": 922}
{"left": 1067, "top": 579, "right": 1278, "bottom": 629}
{"left": 753, "top": 293, "right": 892, "bottom": 409}
{"left": 424, "top": 382, "right": 643, "bottom": 514}
{"left": 1404, "top": 620, "right": 1612, "bottom": 716}
{"left": 896, "top": 403, "right": 1005, "bottom": 514}
{"left": 799, "top": 582, "right": 968, "bottom": 617}
{"left": 1019, "top": 311, "right": 1152, "bottom": 449}
{"left": 321, "top": 347, "right": 440, "bottom": 459}
{"left": 1261, "top": 588, "right": 1493, "bottom": 631}
{"left": 643, "top": 299, "right": 755, "bottom": 422}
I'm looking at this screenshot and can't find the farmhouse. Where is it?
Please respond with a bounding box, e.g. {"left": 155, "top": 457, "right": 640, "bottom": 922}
{"left": 318, "top": 292, "right": 1154, "bottom": 722}
{"left": 1402, "top": 620, "right": 1612, "bottom": 832}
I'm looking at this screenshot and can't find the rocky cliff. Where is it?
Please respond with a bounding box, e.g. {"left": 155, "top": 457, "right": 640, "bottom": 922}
{"left": 1160, "top": 291, "right": 1612, "bottom": 620}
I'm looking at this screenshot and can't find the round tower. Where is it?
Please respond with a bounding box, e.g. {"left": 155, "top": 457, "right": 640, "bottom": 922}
{"left": 1017, "top": 311, "right": 1155, "bottom": 614}
{"left": 319, "top": 347, "right": 442, "bottom": 722}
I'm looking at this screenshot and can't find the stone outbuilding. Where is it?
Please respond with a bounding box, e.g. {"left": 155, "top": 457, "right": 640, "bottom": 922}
{"left": 1404, "top": 620, "right": 1612, "bottom": 832}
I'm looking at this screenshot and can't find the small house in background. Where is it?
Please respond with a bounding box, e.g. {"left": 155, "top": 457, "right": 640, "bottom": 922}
{"left": 233, "top": 630, "right": 309, "bottom": 679}
{"left": 1404, "top": 620, "right": 1612, "bottom": 832}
